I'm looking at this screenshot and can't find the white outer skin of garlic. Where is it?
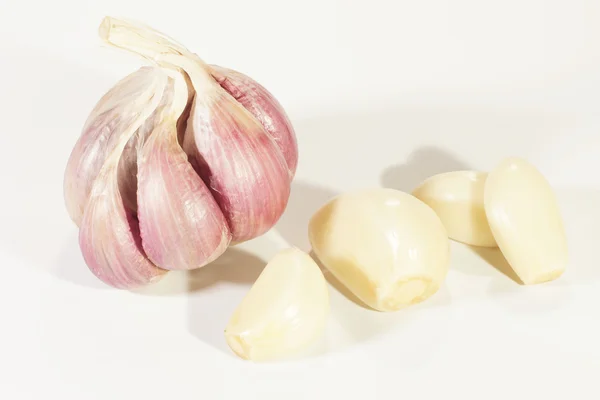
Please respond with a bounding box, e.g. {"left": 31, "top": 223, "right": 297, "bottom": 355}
{"left": 224, "top": 248, "right": 330, "bottom": 362}
{"left": 412, "top": 171, "right": 497, "bottom": 248}
{"left": 484, "top": 157, "right": 568, "bottom": 285}
{"left": 309, "top": 188, "right": 450, "bottom": 312}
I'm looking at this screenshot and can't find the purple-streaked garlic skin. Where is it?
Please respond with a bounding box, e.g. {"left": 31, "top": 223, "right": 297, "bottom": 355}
{"left": 183, "top": 89, "right": 291, "bottom": 243}
{"left": 79, "top": 168, "right": 166, "bottom": 289}
{"left": 64, "top": 67, "right": 162, "bottom": 226}
{"left": 209, "top": 65, "right": 298, "bottom": 178}
{"left": 137, "top": 120, "right": 232, "bottom": 270}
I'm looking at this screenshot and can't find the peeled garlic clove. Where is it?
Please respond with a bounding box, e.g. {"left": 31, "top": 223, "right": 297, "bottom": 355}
{"left": 225, "top": 248, "right": 329, "bottom": 362}
{"left": 183, "top": 88, "right": 291, "bottom": 243}
{"left": 484, "top": 157, "right": 568, "bottom": 284}
{"left": 210, "top": 65, "right": 298, "bottom": 176}
{"left": 309, "top": 188, "right": 450, "bottom": 312}
{"left": 136, "top": 74, "right": 232, "bottom": 270}
{"left": 79, "top": 171, "right": 167, "bottom": 288}
{"left": 412, "top": 171, "right": 497, "bottom": 247}
{"left": 63, "top": 67, "right": 164, "bottom": 226}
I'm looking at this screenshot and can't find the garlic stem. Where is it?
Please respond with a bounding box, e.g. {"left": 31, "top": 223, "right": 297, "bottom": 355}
{"left": 99, "top": 17, "right": 215, "bottom": 91}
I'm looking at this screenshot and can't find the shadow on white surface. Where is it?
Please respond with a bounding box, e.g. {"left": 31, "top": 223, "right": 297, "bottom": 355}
{"left": 0, "top": 46, "right": 117, "bottom": 284}
{"left": 381, "top": 146, "right": 472, "bottom": 192}
{"left": 274, "top": 180, "right": 339, "bottom": 251}
{"left": 53, "top": 233, "right": 109, "bottom": 290}
{"left": 467, "top": 246, "right": 522, "bottom": 284}
{"left": 184, "top": 248, "right": 267, "bottom": 356}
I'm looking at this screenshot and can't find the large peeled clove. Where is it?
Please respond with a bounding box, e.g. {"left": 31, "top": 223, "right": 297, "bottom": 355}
{"left": 309, "top": 188, "right": 450, "bottom": 312}
{"left": 136, "top": 73, "right": 232, "bottom": 270}
{"left": 209, "top": 65, "right": 298, "bottom": 176}
{"left": 64, "top": 67, "right": 164, "bottom": 225}
{"left": 78, "top": 72, "right": 168, "bottom": 289}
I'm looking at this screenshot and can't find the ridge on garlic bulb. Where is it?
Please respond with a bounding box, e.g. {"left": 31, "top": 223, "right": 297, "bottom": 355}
{"left": 64, "top": 17, "right": 298, "bottom": 288}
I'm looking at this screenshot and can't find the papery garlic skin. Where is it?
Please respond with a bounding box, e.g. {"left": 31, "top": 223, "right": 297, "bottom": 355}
{"left": 210, "top": 65, "right": 298, "bottom": 176}
{"left": 225, "top": 248, "right": 329, "bottom": 362}
{"left": 412, "top": 171, "right": 497, "bottom": 247}
{"left": 64, "top": 67, "right": 164, "bottom": 226}
{"left": 309, "top": 188, "right": 450, "bottom": 312}
{"left": 78, "top": 73, "right": 168, "bottom": 289}
{"left": 183, "top": 88, "right": 291, "bottom": 243}
{"left": 136, "top": 73, "right": 232, "bottom": 270}
{"left": 484, "top": 158, "right": 568, "bottom": 284}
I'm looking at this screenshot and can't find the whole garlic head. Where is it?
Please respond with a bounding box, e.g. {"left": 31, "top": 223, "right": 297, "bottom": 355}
{"left": 64, "top": 17, "right": 299, "bottom": 288}
{"left": 309, "top": 188, "right": 450, "bottom": 312}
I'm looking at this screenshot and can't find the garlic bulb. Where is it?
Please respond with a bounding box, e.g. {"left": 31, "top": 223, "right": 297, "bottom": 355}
{"left": 64, "top": 17, "right": 298, "bottom": 288}
{"left": 484, "top": 157, "right": 568, "bottom": 284}
{"left": 412, "top": 171, "right": 497, "bottom": 247}
{"left": 224, "top": 248, "right": 330, "bottom": 362}
{"left": 309, "top": 188, "right": 450, "bottom": 312}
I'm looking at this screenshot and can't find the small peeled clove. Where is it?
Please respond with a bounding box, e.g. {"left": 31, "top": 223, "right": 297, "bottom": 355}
{"left": 224, "top": 248, "right": 330, "bottom": 362}
{"left": 309, "top": 188, "right": 450, "bottom": 312}
{"left": 484, "top": 157, "right": 568, "bottom": 284}
{"left": 78, "top": 71, "right": 169, "bottom": 288}
{"left": 63, "top": 66, "right": 164, "bottom": 226}
{"left": 412, "top": 171, "right": 497, "bottom": 247}
{"left": 136, "top": 72, "right": 231, "bottom": 270}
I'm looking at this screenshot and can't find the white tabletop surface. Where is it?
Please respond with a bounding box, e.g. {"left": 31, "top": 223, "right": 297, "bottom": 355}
{"left": 1, "top": 1, "right": 599, "bottom": 399}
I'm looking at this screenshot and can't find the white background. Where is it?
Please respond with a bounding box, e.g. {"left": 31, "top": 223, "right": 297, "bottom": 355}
{"left": 1, "top": 1, "right": 599, "bottom": 399}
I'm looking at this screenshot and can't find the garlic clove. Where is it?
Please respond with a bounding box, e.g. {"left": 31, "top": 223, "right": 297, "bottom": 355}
{"left": 484, "top": 157, "right": 568, "bottom": 284}
{"left": 78, "top": 71, "right": 169, "bottom": 289}
{"left": 64, "top": 66, "right": 165, "bottom": 226}
{"left": 136, "top": 72, "right": 232, "bottom": 270}
{"left": 183, "top": 89, "right": 291, "bottom": 243}
{"left": 209, "top": 65, "right": 298, "bottom": 177}
{"left": 224, "top": 248, "right": 330, "bottom": 362}
{"left": 412, "top": 171, "right": 497, "bottom": 247}
{"left": 79, "top": 168, "right": 167, "bottom": 289}
{"left": 309, "top": 188, "right": 450, "bottom": 312}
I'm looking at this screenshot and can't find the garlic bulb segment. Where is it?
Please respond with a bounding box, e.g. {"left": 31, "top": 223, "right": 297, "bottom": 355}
{"left": 136, "top": 73, "right": 232, "bottom": 270}
{"left": 484, "top": 158, "right": 568, "bottom": 285}
{"left": 99, "top": 17, "right": 294, "bottom": 243}
{"left": 79, "top": 170, "right": 167, "bottom": 289}
{"left": 309, "top": 188, "right": 450, "bottom": 312}
{"left": 78, "top": 74, "right": 168, "bottom": 289}
{"left": 210, "top": 65, "right": 298, "bottom": 177}
{"left": 64, "top": 67, "right": 165, "bottom": 226}
{"left": 412, "top": 171, "right": 497, "bottom": 247}
{"left": 225, "top": 248, "right": 330, "bottom": 362}
{"left": 183, "top": 89, "right": 291, "bottom": 243}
